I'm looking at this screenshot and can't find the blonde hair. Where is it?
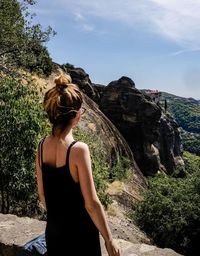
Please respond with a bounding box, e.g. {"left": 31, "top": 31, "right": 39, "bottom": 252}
{"left": 43, "top": 74, "right": 83, "bottom": 135}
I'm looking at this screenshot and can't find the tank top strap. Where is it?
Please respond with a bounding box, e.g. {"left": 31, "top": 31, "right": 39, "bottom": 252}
{"left": 38, "top": 136, "right": 46, "bottom": 170}
{"left": 66, "top": 140, "right": 77, "bottom": 167}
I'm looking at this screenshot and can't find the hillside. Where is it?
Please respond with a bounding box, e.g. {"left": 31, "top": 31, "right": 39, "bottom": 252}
{"left": 161, "top": 92, "right": 200, "bottom": 155}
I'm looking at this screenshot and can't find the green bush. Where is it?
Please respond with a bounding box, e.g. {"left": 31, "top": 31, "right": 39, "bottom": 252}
{"left": 133, "top": 154, "right": 200, "bottom": 255}
{"left": 109, "top": 156, "right": 132, "bottom": 181}
{"left": 0, "top": 76, "right": 49, "bottom": 215}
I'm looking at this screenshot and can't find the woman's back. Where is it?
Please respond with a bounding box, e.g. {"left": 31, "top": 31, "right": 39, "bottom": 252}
{"left": 39, "top": 136, "right": 102, "bottom": 256}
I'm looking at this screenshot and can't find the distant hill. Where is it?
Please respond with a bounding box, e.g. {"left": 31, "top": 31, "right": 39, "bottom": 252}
{"left": 161, "top": 92, "right": 200, "bottom": 155}
{"left": 161, "top": 92, "right": 200, "bottom": 105}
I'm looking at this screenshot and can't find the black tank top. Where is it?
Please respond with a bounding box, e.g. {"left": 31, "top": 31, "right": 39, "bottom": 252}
{"left": 38, "top": 136, "right": 102, "bottom": 255}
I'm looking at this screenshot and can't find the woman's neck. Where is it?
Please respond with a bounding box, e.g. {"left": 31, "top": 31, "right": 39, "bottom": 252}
{"left": 52, "top": 125, "right": 74, "bottom": 140}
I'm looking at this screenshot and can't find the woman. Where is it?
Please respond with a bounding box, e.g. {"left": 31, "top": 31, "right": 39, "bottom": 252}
{"left": 35, "top": 74, "right": 121, "bottom": 256}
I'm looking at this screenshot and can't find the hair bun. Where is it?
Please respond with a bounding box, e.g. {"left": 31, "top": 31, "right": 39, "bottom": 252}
{"left": 55, "top": 74, "right": 72, "bottom": 91}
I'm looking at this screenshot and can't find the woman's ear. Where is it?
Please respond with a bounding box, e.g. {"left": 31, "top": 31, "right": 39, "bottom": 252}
{"left": 72, "top": 110, "right": 81, "bottom": 127}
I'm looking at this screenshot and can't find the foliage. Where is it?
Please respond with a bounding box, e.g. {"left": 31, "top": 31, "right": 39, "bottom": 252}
{"left": 60, "top": 63, "right": 75, "bottom": 72}
{"left": 166, "top": 99, "right": 200, "bottom": 133}
{"left": 182, "top": 151, "right": 200, "bottom": 174}
{"left": 0, "top": 0, "right": 55, "bottom": 75}
{"left": 0, "top": 76, "right": 49, "bottom": 215}
{"left": 133, "top": 152, "right": 200, "bottom": 256}
{"left": 181, "top": 130, "right": 200, "bottom": 156}
{"left": 109, "top": 156, "right": 132, "bottom": 181}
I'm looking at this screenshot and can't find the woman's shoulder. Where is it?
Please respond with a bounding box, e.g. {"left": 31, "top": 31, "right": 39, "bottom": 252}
{"left": 37, "top": 136, "right": 46, "bottom": 148}
{"left": 74, "top": 141, "right": 89, "bottom": 149}
{"left": 73, "top": 141, "right": 90, "bottom": 154}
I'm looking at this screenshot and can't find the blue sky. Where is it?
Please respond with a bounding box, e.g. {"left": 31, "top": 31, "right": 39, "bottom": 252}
{"left": 32, "top": 0, "right": 200, "bottom": 99}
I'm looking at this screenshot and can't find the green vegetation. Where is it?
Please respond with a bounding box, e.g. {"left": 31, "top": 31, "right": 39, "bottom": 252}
{"left": 60, "top": 63, "right": 75, "bottom": 72}
{"left": 0, "top": 76, "right": 49, "bottom": 215}
{"left": 181, "top": 131, "right": 200, "bottom": 156}
{"left": 0, "top": 0, "right": 55, "bottom": 75}
{"left": 133, "top": 151, "right": 200, "bottom": 256}
{"left": 109, "top": 156, "right": 132, "bottom": 181}
{"left": 167, "top": 99, "right": 200, "bottom": 133}
{"left": 161, "top": 92, "right": 200, "bottom": 155}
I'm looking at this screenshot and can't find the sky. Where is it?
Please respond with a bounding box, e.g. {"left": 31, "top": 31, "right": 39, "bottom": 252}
{"left": 31, "top": 0, "right": 200, "bottom": 99}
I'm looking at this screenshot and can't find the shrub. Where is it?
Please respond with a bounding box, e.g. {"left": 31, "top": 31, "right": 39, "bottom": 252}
{"left": 0, "top": 76, "right": 49, "bottom": 215}
{"left": 133, "top": 158, "right": 200, "bottom": 256}
{"left": 109, "top": 156, "right": 132, "bottom": 181}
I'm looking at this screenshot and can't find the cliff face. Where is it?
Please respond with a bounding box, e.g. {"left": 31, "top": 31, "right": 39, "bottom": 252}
{"left": 68, "top": 68, "right": 184, "bottom": 176}
{"left": 158, "top": 113, "right": 184, "bottom": 174}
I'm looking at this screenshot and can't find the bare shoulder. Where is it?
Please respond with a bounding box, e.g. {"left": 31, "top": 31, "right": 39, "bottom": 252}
{"left": 73, "top": 141, "right": 90, "bottom": 155}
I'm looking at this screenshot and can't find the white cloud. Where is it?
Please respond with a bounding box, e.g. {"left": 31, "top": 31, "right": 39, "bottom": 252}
{"left": 38, "top": 0, "right": 200, "bottom": 52}
{"left": 73, "top": 12, "right": 94, "bottom": 32}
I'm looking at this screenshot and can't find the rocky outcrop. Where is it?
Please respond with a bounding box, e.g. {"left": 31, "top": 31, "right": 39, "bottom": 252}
{"left": 97, "top": 76, "right": 184, "bottom": 175}
{"left": 68, "top": 67, "right": 99, "bottom": 99}
{"left": 0, "top": 213, "right": 182, "bottom": 256}
{"left": 67, "top": 67, "right": 184, "bottom": 176}
{"left": 158, "top": 113, "right": 184, "bottom": 174}
{"left": 96, "top": 77, "right": 162, "bottom": 176}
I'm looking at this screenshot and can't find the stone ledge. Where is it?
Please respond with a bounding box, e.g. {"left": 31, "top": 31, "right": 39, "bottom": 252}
{"left": 0, "top": 214, "right": 183, "bottom": 256}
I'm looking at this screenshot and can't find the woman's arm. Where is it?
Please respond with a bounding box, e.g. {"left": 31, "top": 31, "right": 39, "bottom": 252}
{"left": 35, "top": 147, "right": 46, "bottom": 211}
{"left": 75, "top": 142, "right": 113, "bottom": 242}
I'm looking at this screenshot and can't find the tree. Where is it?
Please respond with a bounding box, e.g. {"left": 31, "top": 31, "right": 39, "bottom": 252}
{"left": 0, "top": 76, "right": 50, "bottom": 215}
{"left": 133, "top": 159, "right": 200, "bottom": 256}
{"left": 0, "top": 0, "right": 55, "bottom": 75}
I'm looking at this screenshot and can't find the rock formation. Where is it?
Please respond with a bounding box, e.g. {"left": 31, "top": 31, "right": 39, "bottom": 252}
{"left": 68, "top": 68, "right": 184, "bottom": 176}
{"left": 158, "top": 113, "right": 184, "bottom": 174}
